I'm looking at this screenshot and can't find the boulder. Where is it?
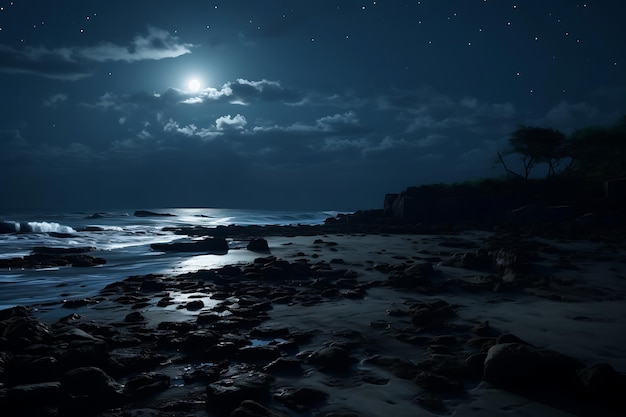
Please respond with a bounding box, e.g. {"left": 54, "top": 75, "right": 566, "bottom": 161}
{"left": 483, "top": 343, "right": 584, "bottom": 392}
{"left": 231, "top": 400, "right": 290, "bottom": 417}
{"left": 60, "top": 366, "right": 123, "bottom": 399}
{"left": 123, "top": 372, "right": 170, "bottom": 398}
{"left": 307, "top": 346, "right": 352, "bottom": 372}
{"left": 150, "top": 237, "right": 228, "bottom": 254}
{"left": 133, "top": 210, "right": 176, "bottom": 217}
{"left": 273, "top": 386, "right": 328, "bottom": 411}
{"left": 247, "top": 238, "right": 270, "bottom": 253}
{"left": 206, "top": 371, "right": 274, "bottom": 413}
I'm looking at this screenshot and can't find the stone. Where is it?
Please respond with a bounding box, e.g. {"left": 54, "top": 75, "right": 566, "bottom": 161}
{"left": 123, "top": 372, "right": 170, "bottom": 397}
{"left": 231, "top": 400, "right": 290, "bottom": 417}
{"left": 363, "top": 355, "right": 419, "bottom": 379}
{"left": 6, "top": 381, "right": 62, "bottom": 405}
{"left": 414, "top": 371, "right": 464, "bottom": 394}
{"left": 1, "top": 314, "right": 51, "bottom": 347}
{"left": 247, "top": 238, "right": 271, "bottom": 253}
{"left": 206, "top": 371, "right": 274, "bottom": 414}
{"left": 483, "top": 343, "right": 584, "bottom": 392}
{"left": 273, "top": 386, "right": 328, "bottom": 411}
{"left": 307, "top": 346, "right": 352, "bottom": 372}
{"left": 134, "top": 210, "right": 176, "bottom": 217}
{"left": 417, "top": 354, "right": 469, "bottom": 380}
{"left": 151, "top": 237, "right": 228, "bottom": 254}
{"left": 415, "top": 393, "right": 448, "bottom": 414}
{"left": 60, "top": 366, "right": 123, "bottom": 402}
{"left": 577, "top": 363, "right": 622, "bottom": 400}
{"left": 181, "top": 330, "right": 219, "bottom": 351}
{"left": 4, "top": 355, "right": 60, "bottom": 385}
{"left": 124, "top": 311, "right": 145, "bottom": 323}
{"left": 409, "top": 299, "right": 457, "bottom": 328}
{"left": 263, "top": 358, "right": 303, "bottom": 375}
{"left": 388, "top": 261, "right": 435, "bottom": 288}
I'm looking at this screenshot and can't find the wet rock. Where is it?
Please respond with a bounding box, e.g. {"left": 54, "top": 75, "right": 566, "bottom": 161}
{"left": 0, "top": 312, "right": 52, "bottom": 349}
{"left": 134, "top": 210, "right": 176, "bottom": 217}
{"left": 62, "top": 298, "right": 99, "bottom": 308}
{"left": 60, "top": 366, "right": 123, "bottom": 400}
{"left": 5, "top": 382, "right": 62, "bottom": 410}
{"left": 248, "top": 238, "right": 270, "bottom": 253}
{"left": 231, "top": 400, "right": 290, "bottom": 417}
{"left": 577, "top": 363, "right": 623, "bottom": 403}
{"left": 263, "top": 358, "right": 303, "bottom": 375}
{"left": 108, "top": 350, "right": 168, "bottom": 377}
{"left": 151, "top": 237, "right": 228, "bottom": 254}
{"left": 238, "top": 345, "right": 282, "bottom": 363}
{"left": 471, "top": 320, "right": 498, "bottom": 337}
{"left": 206, "top": 370, "right": 274, "bottom": 414}
{"left": 307, "top": 346, "right": 352, "bottom": 373}
{"left": 124, "top": 312, "right": 145, "bottom": 323}
{"left": 185, "top": 300, "right": 205, "bottom": 311}
{"left": 483, "top": 343, "right": 584, "bottom": 392}
{"left": 440, "top": 249, "right": 491, "bottom": 270}
{"left": 465, "top": 352, "right": 488, "bottom": 380}
{"left": 417, "top": 354, "right": 469, "bottom": 380}
{"left": 4, "top": 355, "right": 60, "bottom": 385}
{"left": 414, "top": 393, "right": 448, "bottom": 414}
{"left": 250, "top": 325, "right": 290, "bottom": 339}
{"left": 32, "top": 246, "right": 95, "bottom": 255}
{"left": 181, "top": 330, "right": 219, "bottom": 351}
{"left": 54, "top": 338, "right": 110, "bottom": 371}
{"left": 273, "top": 386, "right": 328, "bottom": 411}
{"left": 123, "top": 372, "right": 170, "bottom": 398}
{"left": 415, "top": 371, "right": 464, "bottom": 394}
{"left": 409, "top": 299, "right": 457, "bottom": 328}
{"left": 363, "top": 355, "right": 419, "bottom": 379}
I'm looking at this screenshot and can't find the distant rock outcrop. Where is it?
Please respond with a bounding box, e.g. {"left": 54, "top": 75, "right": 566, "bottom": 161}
{"left": 134, "top": 210, "right": 176, "bottom": 217}
{"left": 150, "top": 237, "right": 228, "bottom": 254}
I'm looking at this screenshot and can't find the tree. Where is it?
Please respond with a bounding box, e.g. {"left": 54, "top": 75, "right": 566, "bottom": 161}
{"left": 497, "top": 125, "right": 566, "bottom": 179}
{"left": 564, "top": 116, "right": 626, "bottom": 179}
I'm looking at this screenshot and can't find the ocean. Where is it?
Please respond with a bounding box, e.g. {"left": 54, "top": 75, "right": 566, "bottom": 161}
{"left": 0, "top": 208, "right": 341, "bottom": 310}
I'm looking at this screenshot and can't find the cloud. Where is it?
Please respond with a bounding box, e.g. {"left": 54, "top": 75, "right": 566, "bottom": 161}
{"left": 78, "top": 26, "right": 194, "bottom": 62}
{"left": 43, "top": 93, "right": 68, "bottom": 107}
{"left": 181, "top": 79, "right": 298, "bottom": 105}
{"left": 163, "top": 120, "right": 218, "bottom": 139}
{"left": 253, "top": 111, "right": 361, "bottom": 134}
{"left": 163, "top": 114, "right": 248, "bottom": 140}
{"left": 0, "top": 27, "right": 194, "bottom": 80}
{"left": 379, "top": 86, "right": 516, "bottom": 133}
{"left": 216, "top": 114, "right": 247, "bottom": 130}
{"left": 0, "top": 45, "right": 91, "bottom": 81}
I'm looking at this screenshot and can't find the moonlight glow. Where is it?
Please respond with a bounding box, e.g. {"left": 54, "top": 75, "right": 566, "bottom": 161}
{"left": 188, "top": 79, "right": 201, "bottom": 92}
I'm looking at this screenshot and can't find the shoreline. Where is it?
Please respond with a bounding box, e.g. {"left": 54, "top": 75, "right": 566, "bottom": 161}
{"left": 1, "top": 226, "right": 625, "bottom": 416}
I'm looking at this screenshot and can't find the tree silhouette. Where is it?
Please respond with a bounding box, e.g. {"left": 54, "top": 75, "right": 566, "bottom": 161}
{"left": 497, "top": 125, "right": 566, "bottom": 179}
{"left": 565, "top": 116, "right": 626, "bottom": 179}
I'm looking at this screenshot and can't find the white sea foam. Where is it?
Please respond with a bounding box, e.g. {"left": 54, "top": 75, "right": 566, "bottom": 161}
{"left": 0, "top": 221, "right": 76, "bottom": 234}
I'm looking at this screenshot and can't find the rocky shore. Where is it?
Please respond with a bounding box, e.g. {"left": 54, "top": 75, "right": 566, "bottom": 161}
{"left": 1, "top": 220, "right": 625, "bottom": 416}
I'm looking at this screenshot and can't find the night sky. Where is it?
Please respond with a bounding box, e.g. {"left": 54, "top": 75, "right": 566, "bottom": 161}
{"left": 1, "top": 1, "right": 624, "bottom": 211}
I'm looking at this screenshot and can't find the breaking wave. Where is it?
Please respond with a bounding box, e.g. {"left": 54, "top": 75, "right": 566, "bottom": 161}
{"left": 0, "top": 221, "right": 76, "bottom": 234}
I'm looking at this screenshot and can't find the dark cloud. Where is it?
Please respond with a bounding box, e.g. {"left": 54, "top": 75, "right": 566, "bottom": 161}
{"left": 0, "top": 45, "right": 91, "bottom": 80}
{"left": 0, "top": 27, "right": 194, "bottom": 80}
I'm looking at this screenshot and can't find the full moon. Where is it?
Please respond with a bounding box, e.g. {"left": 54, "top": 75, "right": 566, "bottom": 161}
{"left": 188, "top": 79, "right": 201, "bottom": 92}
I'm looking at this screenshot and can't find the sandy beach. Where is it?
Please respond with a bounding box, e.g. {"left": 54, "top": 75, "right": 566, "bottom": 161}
{"left": 1, "top": 226, "right": 625, "bottom": 416}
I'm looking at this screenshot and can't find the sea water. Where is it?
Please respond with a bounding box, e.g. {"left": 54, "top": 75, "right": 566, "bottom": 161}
{"left": 0, "top": 208, "right": 341, "bottom": 309}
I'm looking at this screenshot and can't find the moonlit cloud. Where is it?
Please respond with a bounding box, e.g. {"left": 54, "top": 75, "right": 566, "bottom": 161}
{"left": 216, "top": 114, "right": 247, "bottom": 130}
{"left": 78, "top": 26, "right": 194, "bottom": 62}
{"left": 0, "top": 27, "right": 194, "bottom": 80}
{"left": 43, "top": 93, "right": 68, "bottom": 107}
{"left": 0, "top": 45, "right": 91, "bottom": 80}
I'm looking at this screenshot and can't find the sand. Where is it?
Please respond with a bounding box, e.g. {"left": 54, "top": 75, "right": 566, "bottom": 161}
{"left": 4, "top": 229, "right": 626, "bottom": 416}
